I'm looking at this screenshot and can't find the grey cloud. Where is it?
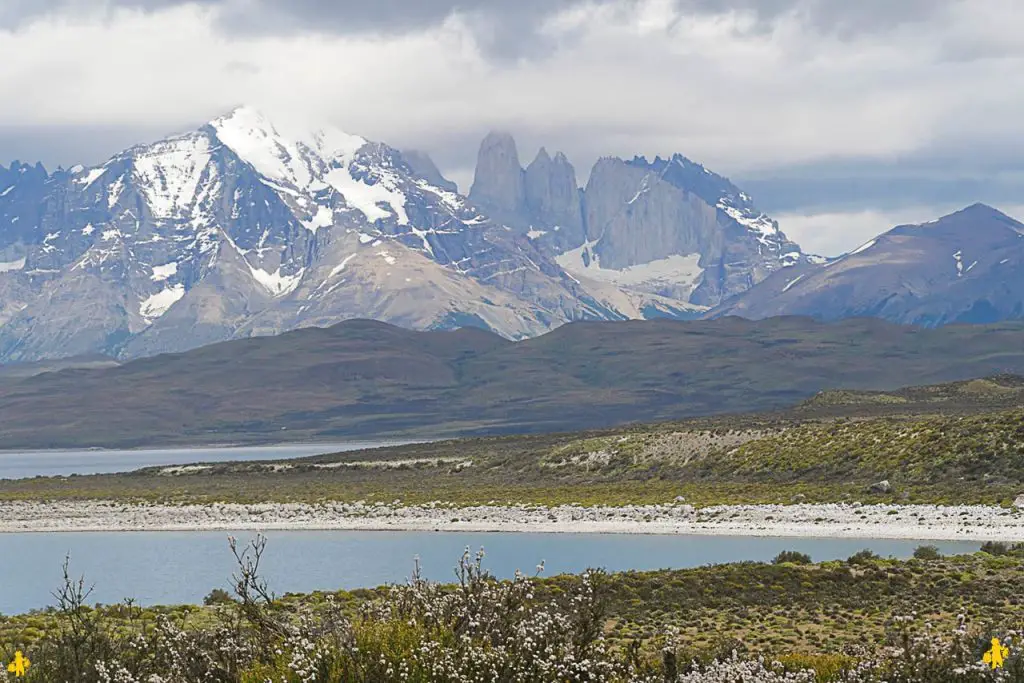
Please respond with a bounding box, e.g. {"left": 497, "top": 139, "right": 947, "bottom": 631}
{"left": 0, "top": 0, "right": 216, "bottom": 27}
{"left": 0, "top": 0, "right": 580, "bottom": 46}
{"left": 207, "top": 0, "right": 647, "bottom": 60}
{"left": 0, "top": 0, "right": 963, "bottom": 38}
{"left": 213, "top": 0, "right": 558, "bottom": 34}
{"left": 740, "top": 174, "right": 1024, "bottom": 215}
{"left": 215, "top": 0, "right": 568, "bottom": 58}
{"left": 0, "top": 0, "right": 984, "bottom": 60}
{"left": 0, "top": 0, "right": 596, "bottom": 58}
{"left": 676, "top": 0, "right": 946, "bottom": 36}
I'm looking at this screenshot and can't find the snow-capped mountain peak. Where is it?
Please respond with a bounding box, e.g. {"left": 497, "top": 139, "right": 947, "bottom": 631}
{"left": 208, "top": 107, "right": 415, "bottom": 231}
{"left": 209, "top": 106, "right": 366, "bottom": 191}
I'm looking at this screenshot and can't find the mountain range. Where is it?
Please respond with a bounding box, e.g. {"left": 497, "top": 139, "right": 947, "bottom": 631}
{"left": 0, "top": 107, "right": 804, "bottom": 362}
{"left": 1, "top": 316, "right": 1023, "bottom": 449}
{"left": 1, "top": 108, "right": 1021, "bottom": 363}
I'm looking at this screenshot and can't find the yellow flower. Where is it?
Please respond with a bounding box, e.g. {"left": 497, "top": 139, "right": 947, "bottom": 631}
{"left": 6, "top": 651, "right": 30, "bottom": 677}
{"left": 983, "top": 637, "right": 1009, "bottom": 669}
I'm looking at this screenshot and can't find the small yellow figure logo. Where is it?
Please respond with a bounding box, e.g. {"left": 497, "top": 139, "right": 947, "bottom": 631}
{"left": 983, "top": 637, "right": 1009, "bottom": 669}
{"left": 6, "top": 650, "right": 30, "bottom": 677}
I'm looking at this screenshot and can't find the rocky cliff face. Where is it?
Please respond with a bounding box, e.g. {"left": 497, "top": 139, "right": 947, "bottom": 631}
{"left": 468, "top": 136, "right": 588, "bottom": 251}
{"left": 0, "top": 161, "right": 49, "bottom": 258}
{"left": 400, "top": 149, "right": 458, "bottom": 193}
{"left": 468, "top": 132, "right": 526, "bottom": 222}
{"left": 523, "top": 148, "right": 585, "bottom": 250}
{"left": 468, "top": 135, "right": 803, "bottom": 311}
{"left": 712, "top": 203, "right": 1024, "bottom": 326}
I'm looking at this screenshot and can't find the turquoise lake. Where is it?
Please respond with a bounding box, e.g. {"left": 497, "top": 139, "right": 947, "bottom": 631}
{"left": 0, "top": 530, "right": 980, "bottom": 616}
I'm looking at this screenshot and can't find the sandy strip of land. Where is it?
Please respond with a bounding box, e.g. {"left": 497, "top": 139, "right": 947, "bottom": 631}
{"left": 2, "top": 500, "right": 1024, "bottom": 540}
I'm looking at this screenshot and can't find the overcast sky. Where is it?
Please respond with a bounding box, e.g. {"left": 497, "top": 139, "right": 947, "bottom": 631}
{"left": 1, "top": 0, "right": 1022, "bottom": 255}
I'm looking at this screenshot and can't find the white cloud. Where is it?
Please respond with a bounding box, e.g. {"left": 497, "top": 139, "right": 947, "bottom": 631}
{"left": 0, "top": 5, "right": 482, "bottom": 130}
{"left": 1, "top": 0, "right": 1023, "bottom": 224}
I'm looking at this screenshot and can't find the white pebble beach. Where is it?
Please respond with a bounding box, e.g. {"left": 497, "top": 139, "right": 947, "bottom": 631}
{"left": 2, "top": 500, "right": 1024, "bottom": 541}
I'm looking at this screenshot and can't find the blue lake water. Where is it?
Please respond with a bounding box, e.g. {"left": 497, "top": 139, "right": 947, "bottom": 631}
{"left": 0, "top": 531, "right": 980, "bottom": 616}
{"left": 0, "top": 441, "right": 411, "bottom": 480}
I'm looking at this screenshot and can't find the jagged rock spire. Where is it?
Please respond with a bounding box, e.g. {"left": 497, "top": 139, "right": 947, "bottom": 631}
{"left": 469, "top": 131, "right": 526, "bottom": 218}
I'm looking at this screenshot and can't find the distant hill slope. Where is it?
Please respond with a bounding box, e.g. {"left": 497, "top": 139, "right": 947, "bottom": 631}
{"left": 0, "top": 354, "right": 119, "bottom": 380}
{"left": 3, "top": 316, "right": 1024, "bottom": 449}
{"left": 712, "top": 203, "right": 1024, "bottom": 326}
{"left": 795, "top": 374, "right": 1024, "bottom": 417}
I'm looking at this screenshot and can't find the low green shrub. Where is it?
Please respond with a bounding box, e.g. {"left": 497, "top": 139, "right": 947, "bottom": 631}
{"left": 913, "top": 545, "right": 942, "bottom": 561}
{"left": 773, "top": 551, "right": 812, "bottom": 565}
{"left": 848, "top": 549, "right": 880, "bottom": 565}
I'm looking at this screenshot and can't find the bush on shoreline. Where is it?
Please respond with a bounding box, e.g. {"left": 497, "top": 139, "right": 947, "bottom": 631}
{"left": 3, "top": 540, "right": 1024, "bottom": 682}
{"left": 773, "top": 550, "right": 812, "bottom": 565}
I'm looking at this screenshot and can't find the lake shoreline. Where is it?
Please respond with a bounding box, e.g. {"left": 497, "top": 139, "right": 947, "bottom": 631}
{"left": 3, "top": 500, "right": 1024, "bottom": 541}
{"left": 0, "top": 439, "right": 420, "bottom": 456}
{"left": 0, "top": 440, "right": 429, "bottom": 480}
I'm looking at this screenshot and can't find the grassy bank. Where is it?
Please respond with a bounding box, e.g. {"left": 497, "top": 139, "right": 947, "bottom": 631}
{"left": 2, "top": 406, "right": 1022, "bottom": 507}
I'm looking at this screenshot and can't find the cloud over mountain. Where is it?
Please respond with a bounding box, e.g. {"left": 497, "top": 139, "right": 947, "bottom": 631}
{"left": 1, "top": 0, "right": 1023, "bottom": 255}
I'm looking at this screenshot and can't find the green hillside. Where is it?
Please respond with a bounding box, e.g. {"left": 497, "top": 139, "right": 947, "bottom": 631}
{"left": 2, "top": 317, "right": 1024, "bottom": 449}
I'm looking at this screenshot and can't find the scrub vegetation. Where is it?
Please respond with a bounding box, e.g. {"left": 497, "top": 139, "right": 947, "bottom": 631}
{"left": 2, "top": 399, "right": 1022, "bottom": 507}
{"left": 3, "top": 542, "right": 1024, "bottom": 681}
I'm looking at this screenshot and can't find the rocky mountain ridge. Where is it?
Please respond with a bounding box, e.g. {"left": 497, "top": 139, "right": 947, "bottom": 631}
{"left": 469, "top": 134, "right": 807, "bottom": 310}
{"left": 712, "top": 203, "right": 1024, "bottom": 326}
{"left": 0, "top": 108, "right": 799, "bottom": 361}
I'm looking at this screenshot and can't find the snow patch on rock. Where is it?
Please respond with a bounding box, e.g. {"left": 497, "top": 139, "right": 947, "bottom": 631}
{"left": 850, "top": 239, "right": 877, "bottom": 256}
{"left": 325, "top": 167, "right": 409, "bottom": 225}
{"left": 250, "top": 265, "right": 303, "bottom": 297}
{"left": 0, "top": 257, "right": 26, "bottom": 273}
{"left": 140, "top": 284, "right": 185, "bottom": 321}
{"left": 717, "top": 200, "right": 779, "bottom": 246}
{"left": 77, "top": 167, "right": 107, "bottom": 188}
{"left": 328, "top": 254, "right": 356, "bottom": 279}
{"left": 301, "top": 205, "right": 334, "bottom": 233}
{"left": 150, "top": 262, "right": 178, "bottom": 282}
{"left": 782, "top": 274, "right": 805, "bottom": 293}
{"left": 556, "top": 243, "right": 703, "bottom": 291}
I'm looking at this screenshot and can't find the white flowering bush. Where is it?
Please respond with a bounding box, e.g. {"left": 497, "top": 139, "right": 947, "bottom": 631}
{"left": 9, "top": 540, "right": 1024, "bottom": 682}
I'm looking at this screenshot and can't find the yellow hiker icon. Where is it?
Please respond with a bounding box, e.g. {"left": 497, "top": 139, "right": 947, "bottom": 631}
{"left": 7, "top": 650, "right": 30, "bottom": 677}
{"left": 983, "top": 637, "right": 1009, "bottom": 669}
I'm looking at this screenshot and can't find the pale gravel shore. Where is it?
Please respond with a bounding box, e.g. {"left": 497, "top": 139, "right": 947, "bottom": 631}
{"left": 3, "top": 500, "right": 1024, "bottom": 540}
